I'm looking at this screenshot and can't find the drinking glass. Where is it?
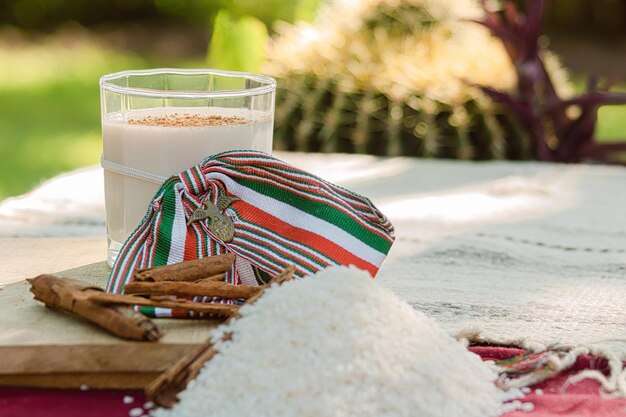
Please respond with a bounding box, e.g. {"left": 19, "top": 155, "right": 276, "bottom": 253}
{"left": 100, "top": 69, "right": 276, "bottom": 266}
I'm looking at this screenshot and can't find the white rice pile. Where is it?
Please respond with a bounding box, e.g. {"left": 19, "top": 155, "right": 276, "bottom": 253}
{"left": 156, "top": 266, "right": 501, "bottom": 417}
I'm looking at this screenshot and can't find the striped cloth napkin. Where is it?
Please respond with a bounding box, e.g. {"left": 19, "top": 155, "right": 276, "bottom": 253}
{"left": 106, "top": 151, "right": 395, "bottom": 316}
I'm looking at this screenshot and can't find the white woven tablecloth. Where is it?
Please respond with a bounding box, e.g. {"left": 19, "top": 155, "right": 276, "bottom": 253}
{"left": 1, "top": 152, "right": 624, "bottom": 356}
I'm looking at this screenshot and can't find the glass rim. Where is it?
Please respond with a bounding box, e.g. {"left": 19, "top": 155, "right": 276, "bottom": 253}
{"left": 100, "top": 68, "right": 276, "bottom": 99}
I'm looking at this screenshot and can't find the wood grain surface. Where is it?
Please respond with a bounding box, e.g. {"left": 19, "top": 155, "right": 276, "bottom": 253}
{"left": 0, "top": 257, "right": 220, "bottom": 388}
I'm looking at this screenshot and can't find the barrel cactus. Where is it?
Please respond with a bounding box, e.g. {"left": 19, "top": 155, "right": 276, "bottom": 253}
{"left": 264, "top": 0, "right": 573, "bottom": 159}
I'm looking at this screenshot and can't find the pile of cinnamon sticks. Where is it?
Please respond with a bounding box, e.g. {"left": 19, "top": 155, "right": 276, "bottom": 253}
{"left": 28, "top": 254, "right": 294, "bottom": 343}
{"left": 87, "top": 254, "right": 254, "bottom": 319}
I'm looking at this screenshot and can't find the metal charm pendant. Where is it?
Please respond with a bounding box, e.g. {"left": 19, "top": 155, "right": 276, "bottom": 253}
{"left": 187, "top": 195, "right": 239, "bottom": 242}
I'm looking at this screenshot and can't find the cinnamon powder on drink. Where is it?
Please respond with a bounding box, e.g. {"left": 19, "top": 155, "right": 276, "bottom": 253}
{"left": 127, "top": 113, "right": 248, "bottom": 127}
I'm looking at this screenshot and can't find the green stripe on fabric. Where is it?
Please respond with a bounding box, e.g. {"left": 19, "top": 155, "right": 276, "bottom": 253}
{"left": 232, "top": 176, "right": 392, "bottom": 253}
{"left": 154, "top": 183, "right": 177, "bottom": 266}
{"left": 254, "top": 267, "right": 271, "bottom": 284}
{"left": 255, "top": 167, "right": 387, "bottom": 228}
{"left": 140, "top": 306, "right": 156, "bottom": 316}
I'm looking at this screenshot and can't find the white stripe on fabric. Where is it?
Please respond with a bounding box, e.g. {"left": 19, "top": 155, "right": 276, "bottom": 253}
{"left": 189, "top": 169, "right": 200, "bottom": 194}
{"left": 153, "top": 307, "right": 173, "bottom": 317}
{"left": 235, "top": 256, "right": 258, "bottom": 287}
{"left": 210, "top": 173, "right": 388, "bottom": 267}
{"left": 109, "top": 213, "right": 154, "bottom": 294}
{"left": 166, "top": 184, "right": 187, "bottom": 265}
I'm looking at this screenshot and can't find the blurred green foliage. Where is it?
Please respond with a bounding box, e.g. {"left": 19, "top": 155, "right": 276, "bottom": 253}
{"left": 226, "top": 0, "right": 321, "bottom": 26}
{"left": 205, "top": 0, "right": 319, "bottom": 72}
{"left": 2, "top": 0, "right": 162, "bottom": 28}
{"left": 150, "top": 0, "right": 320, "bottom": 27}
{"left": 570, "top": 77, "right": 626, "bottom": 142}
{"left": 3, "top": 0, "right": 622, "bottom": 35}
{"left": 596, "top": 106, "right": 626, "bottom": 142}
{"left": 0, "top": 81, "right": 104, "bottom": 199}
{"left": 207, "top": 10, "right": 268, "bottom": 72}
{"left": 1, "top": 0, "right": 320, "bottom": 29}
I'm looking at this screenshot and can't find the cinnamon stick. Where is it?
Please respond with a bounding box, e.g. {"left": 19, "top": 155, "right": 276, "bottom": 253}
{"left": 85, "top": 292, "right": 240, "bottom": 318}
{"left": 134, "top": 254, "right": 235, "bottom": 282}
{"left": 123, "top": 281, "right": 264, "bottom": 300}
{"left": 194, "top": 273, "right": 226, "bottom": 283}
{"left": 28, "top": 275, "right": 161, "bottom": 341}
{"left": 146, "top": 265, "right": 296, "bottom": 407}
{"left": 144, "top": 338, "right": 220, "bottom": 407}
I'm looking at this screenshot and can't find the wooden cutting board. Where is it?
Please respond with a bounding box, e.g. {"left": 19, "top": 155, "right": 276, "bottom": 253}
{"left": 0, "top": 260, "right": 219, "bottom": 389}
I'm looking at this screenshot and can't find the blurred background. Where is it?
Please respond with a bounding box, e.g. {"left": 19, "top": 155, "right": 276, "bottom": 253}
{"left": 0, "top": 0, "right": 625, "bottom": 201}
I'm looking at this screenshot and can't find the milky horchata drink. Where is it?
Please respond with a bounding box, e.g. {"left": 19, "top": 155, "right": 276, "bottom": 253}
{"left": 100, "top": 69, "right": 276, "bottom": 265}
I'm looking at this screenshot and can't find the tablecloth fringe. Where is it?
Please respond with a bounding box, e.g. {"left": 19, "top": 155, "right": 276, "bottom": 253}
{"left": 456, "top": 326, "right": 626, "bottom": 398}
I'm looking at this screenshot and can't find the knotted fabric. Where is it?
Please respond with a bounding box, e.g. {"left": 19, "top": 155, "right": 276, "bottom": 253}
{"left": 106, "top": 151, "right": 395, "bottom": 316}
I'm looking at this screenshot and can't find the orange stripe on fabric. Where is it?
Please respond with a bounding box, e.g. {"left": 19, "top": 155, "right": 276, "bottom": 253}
{"left": 231, "top": 200, "right": 378, "bottom": 276}
{"left": 184, "top": 224, "right": 199, "bottom": 261}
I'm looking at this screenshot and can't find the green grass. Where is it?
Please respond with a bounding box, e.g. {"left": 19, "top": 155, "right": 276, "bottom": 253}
{"left": 0, "top": 80, "right": 102, "bottom": 198}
